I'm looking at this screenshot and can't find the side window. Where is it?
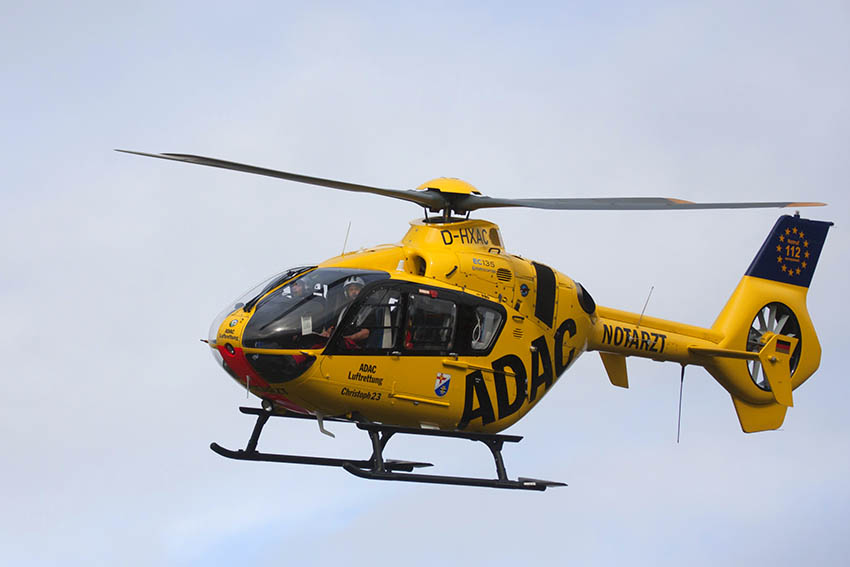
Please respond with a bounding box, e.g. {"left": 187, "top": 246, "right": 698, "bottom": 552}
{"left": 403, "top": 293, "right": 457, "bottom": 352}
{"left": 470, "top": 306, "right": 502, "bottom": 351}
{"left": 336, "top": 287, "right": 401, "bottom": 352}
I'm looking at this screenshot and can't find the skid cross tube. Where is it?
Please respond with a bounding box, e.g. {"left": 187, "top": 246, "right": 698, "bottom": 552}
{"left": 349, "top": 422, "right": 564, "bottom": 490}
{"left": 210, "top": 406, "right": 566, "bottom": 491}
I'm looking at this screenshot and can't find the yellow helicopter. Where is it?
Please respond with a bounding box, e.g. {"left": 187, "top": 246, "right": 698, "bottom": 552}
{"left": 120, "top": 150, "right": 831, "bottom": 491}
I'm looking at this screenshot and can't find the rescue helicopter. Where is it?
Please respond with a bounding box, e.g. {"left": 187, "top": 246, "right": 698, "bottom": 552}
{"left": 120, "top": 150, "right": 831, "bottom": 491}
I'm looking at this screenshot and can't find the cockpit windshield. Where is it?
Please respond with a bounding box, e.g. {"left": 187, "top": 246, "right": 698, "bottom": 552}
{"left": 207, "top": 266, "right": 313, "bottom": 344}
{"left": 242, "top": 268, "right": 390, "bottom": 350}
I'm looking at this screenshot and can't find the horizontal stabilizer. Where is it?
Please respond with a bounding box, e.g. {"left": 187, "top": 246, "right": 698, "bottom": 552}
{"left": 690, "top": 334, "right": 797, "bottom": 407}
{"left": 688, "top": 346, "right": 758, "bottom": 360}
{"left": 599, "top": 353, "right": 629, "bottom": 388}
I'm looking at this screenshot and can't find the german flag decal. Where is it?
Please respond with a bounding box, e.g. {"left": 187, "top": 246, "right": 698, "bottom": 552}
{"left": 776, "top": 339, "right": 791, "bottom": 354}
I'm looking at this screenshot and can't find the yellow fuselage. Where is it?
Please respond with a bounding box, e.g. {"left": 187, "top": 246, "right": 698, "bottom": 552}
{"left": 211, "top": 216, "right": 821, "bottom": 434}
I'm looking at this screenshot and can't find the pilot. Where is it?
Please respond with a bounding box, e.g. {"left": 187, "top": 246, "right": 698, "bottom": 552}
{"left": 343, "top": 276, "right": 365, "bottom": 302}
{"left": 322, "top": 276, "right": 372, "bottom": 347}
{"left": 342, "top": 276, "right": 370, "bottom": 343}
{"left": 286, "top": 279, "right": 310, "bottom": 301}
{"left": 286, "top": 277, "right": 328, "bottom": 342}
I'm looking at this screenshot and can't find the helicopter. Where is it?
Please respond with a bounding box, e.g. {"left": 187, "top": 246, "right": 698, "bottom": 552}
{"left": 120, "top": 150, "right": 832, "bottom": 491}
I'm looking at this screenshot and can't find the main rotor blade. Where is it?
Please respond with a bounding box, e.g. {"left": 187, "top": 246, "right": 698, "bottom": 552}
{"left": 453, "top": 195, "right": 826, "bottom": 212}
{"left": 118, "top": 150, "right": 826, "bottom": 214}
{"left": 116, "top": 150, "right": 447, "bottom": 210}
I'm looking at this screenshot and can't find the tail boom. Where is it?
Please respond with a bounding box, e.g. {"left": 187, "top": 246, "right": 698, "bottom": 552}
{"left": 587, "top": 215, "right": 831, "bottom": 433}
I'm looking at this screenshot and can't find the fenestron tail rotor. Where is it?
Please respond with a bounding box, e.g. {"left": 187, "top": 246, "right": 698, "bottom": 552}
{"left": 117, "top": 150, "right": 826, "bottom": 217}
{"left": 746, "top": 302, "right": 802, "bottom": 391}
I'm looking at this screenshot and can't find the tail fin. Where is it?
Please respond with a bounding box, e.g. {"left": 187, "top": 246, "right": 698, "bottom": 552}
{"left": 708, "top": 214, "right": 832, "bottom": 432}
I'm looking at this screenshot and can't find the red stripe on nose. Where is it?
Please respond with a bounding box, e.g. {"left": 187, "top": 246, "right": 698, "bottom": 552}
{"left": 218, "top": 344, "right": 269, "bottom": 389}
{"left": 216, "top": 345, "right": 309, "bottom": 413}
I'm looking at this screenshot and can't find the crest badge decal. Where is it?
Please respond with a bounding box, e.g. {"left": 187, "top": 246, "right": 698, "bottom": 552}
{"left": 434, "top": 373, "right": 451, "bottom": 397}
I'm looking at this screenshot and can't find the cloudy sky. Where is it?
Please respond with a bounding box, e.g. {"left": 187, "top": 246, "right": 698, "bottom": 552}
{"left": 2, "top": 1, "right": 848, "bottom": 565}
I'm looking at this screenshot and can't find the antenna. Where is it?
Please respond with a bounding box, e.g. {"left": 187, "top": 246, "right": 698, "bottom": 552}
{"left": 341, "top": 221, "right": 352, "bottom": 255}
{"left": 636, "top": 285, "right": 654, "bottom": 328}
{"left": 677, "top": 365, "right": 686, "bottom": 443}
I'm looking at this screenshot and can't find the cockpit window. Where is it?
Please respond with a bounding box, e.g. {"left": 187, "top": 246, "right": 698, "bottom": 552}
{"left": 242, "top": 268, "right": 389, "bottom": 350}
{"left": 243, "top": 266, "right": 313, "bottom": 312}
{"left": 334, "top": 287, "right": 402, "bottom": 352}
{"left": 208, "top": 265, "right": 313, "bottom": 344}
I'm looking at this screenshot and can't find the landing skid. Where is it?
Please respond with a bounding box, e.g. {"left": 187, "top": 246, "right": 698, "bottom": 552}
{"left": 211, "top": 407, "right": 566, "bottom": 491}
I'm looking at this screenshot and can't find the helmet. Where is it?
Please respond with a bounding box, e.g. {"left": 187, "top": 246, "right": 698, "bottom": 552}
{"left": 344, "top": 276, "right": 366, "bottom": 288}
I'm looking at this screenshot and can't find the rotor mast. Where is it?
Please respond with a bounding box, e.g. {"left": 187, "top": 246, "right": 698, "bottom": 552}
{"left": 416, "top": 177, "right": 481, "bottom": 222}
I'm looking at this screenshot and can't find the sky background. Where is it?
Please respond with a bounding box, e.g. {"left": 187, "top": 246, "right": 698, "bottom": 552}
{"left": 2, "top": 1, "right": 849, "bottom": 565}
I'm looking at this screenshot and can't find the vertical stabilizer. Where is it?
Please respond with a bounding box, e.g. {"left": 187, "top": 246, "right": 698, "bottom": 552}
{"left": 709, "top": 215, "right": 832, "bottom": 432}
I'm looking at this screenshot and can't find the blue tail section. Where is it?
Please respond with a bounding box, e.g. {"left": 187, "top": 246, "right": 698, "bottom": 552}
{"left": 745, "top": 215, "right": 832, "bottom": 288}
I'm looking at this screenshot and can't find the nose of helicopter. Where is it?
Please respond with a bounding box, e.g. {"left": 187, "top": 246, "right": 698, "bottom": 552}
{"left": 208, "top": 301, "right": 250, "bottom": 346}
{"left": 208, "top": 310, "right": 261, "bottom": 384}
{"left": 207, "top": 307, "right": 314, "bottom": 415}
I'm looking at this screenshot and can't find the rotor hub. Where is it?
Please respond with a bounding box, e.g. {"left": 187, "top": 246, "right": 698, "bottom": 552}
{"left": 416, "top": 178, "right": 480, "bottom": 195}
